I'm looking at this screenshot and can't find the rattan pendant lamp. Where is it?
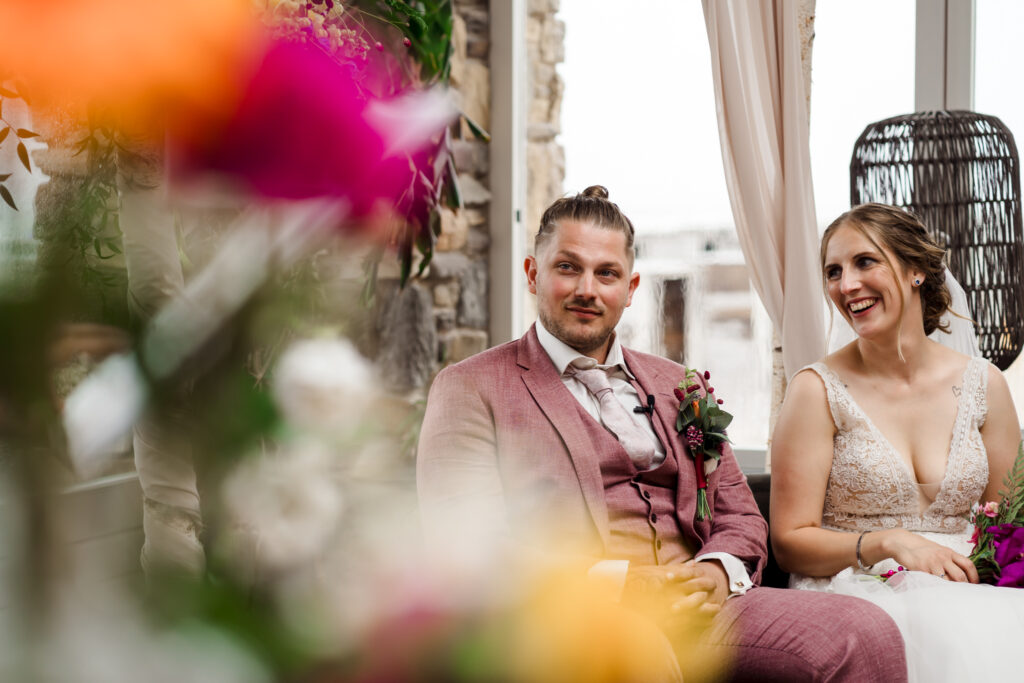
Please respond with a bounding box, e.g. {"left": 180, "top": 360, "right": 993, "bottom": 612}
{"left": 850, "top": 110, "right": 1024, "bottom": 369}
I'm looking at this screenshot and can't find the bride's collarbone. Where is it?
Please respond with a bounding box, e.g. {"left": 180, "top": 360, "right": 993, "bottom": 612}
{"left": 839, "top": 359, "right": 968, "bottom": 408}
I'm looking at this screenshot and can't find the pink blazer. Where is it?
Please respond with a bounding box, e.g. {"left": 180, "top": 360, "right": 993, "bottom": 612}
{"left": 417, "top": 325, "right": 767, "bottom": 580}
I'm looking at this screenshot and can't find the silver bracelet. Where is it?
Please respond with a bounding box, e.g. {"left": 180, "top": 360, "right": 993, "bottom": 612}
{"left": 855, "top": 531, "right": 873, "bottom": 571}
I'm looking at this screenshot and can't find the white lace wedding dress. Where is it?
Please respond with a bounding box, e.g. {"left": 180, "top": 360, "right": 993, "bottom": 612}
{"left": 790, "top": 358, "right": 1024, "bottom": 682}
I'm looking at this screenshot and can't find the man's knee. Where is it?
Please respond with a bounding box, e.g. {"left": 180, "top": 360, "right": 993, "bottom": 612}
{"left": 826, "top": 594, "right": 907, "bottom": 682}
{"left": 713, "top": 588, "right": 907, "bottom": 682}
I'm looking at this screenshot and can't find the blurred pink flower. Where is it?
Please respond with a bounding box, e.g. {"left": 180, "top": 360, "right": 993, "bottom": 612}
{"left": 169, "top": 39, "right": 454, "bottom": 221}
{"left": 983, "top": 501, "right": 1000, "bottom": 518}
{"left": 988, "top": 523, "right": 1024, "bottom": 588}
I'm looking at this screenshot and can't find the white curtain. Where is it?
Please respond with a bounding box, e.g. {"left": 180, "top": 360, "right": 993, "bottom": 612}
{"left": 702, "top": 0, "right": 823, "bottom": 379}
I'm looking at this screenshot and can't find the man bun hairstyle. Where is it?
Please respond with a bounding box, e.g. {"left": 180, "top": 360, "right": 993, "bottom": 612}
{"left": 821, "top": 203, "right": 954, "bottom": 336}
{"left": 535, "top": 185, "right": 636, "bottom": 259}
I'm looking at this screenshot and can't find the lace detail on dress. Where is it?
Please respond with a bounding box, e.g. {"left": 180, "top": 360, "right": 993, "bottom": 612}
{"left": 803, "top": 358, "right": 990, "bottom": 536}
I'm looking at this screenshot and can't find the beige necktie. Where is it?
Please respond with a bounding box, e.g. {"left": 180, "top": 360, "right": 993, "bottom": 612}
{"left": 568, "top": 362, "right": 656, "bottom": 470}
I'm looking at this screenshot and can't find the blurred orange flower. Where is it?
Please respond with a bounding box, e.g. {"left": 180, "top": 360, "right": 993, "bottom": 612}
{"left": 0, "top": 0, "right": 261, "bottom": 129}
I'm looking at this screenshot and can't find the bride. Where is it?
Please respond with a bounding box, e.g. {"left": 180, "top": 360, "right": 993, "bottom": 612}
{"left": 770, "top": 203, "right": 1024, "bottom": 681}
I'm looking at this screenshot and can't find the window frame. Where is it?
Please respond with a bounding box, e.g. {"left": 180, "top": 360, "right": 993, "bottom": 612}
{"left": 916, "top": 0, "right": 976, "bottom": 110}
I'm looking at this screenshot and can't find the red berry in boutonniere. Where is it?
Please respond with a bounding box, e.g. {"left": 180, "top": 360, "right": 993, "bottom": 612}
{"left": 675, "top": 367, "right": 733, "bottom": 522}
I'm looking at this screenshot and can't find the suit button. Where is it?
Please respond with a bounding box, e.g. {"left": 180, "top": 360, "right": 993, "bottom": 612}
{"left": 650, "top": 513, "right": 658, "bottom": 523}
{"left": 656, "top": 540, "right": 663, "bottom": 550}
{"left": 642, "top": 490, "right": 651, "bottom": 500}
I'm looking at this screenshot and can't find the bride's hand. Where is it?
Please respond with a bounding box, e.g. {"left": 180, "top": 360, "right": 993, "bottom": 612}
{"left": 884, "top": 529, "right": 979, "bottom": 583}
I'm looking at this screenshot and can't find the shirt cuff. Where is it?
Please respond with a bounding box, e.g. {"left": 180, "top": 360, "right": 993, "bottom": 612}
{"left": 696, "top": 552, "right": 753, "bottom": 596}
{"left": 588, "top": 559, "right": 630, "bottom": 600}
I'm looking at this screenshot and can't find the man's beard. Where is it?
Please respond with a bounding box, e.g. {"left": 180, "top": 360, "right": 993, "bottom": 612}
{"left": 539, "top": 308, "right": 614, "bottom": 356}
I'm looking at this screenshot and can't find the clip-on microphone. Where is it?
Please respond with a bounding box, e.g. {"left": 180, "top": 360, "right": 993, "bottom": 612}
{"left": 633, "top": 394, "right": 655, "bottom": 415}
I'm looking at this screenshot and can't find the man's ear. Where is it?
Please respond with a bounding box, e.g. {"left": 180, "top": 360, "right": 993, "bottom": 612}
{"left": 525, "top": 255, "right": 538, "bottom": 294}
{"left": 625, "top": 271, "right": 640, "bottom": 306}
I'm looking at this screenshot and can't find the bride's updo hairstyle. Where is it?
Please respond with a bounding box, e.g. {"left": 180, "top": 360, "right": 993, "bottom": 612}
{"left": 535, "top": 185, "right": 637, "bottom": 264}
{"left": 820, "top": 203, "right": 953, "bottom": 336}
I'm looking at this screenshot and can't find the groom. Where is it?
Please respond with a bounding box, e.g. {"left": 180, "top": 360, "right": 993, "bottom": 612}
{"left": 417, "top": 187, "right": 907, "bottom": 681}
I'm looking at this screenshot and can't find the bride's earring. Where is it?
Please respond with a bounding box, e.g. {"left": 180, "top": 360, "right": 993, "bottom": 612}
{"left": 913, "top": 278, "right": 922, "bottom": 286}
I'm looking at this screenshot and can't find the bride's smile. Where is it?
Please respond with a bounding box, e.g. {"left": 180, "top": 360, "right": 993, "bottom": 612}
{"left": 848, "top": 297, "right": 878, "bottom": 314}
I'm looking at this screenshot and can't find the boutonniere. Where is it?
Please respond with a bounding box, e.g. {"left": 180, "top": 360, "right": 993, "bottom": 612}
{"left": 674, "top": 368, "right": 733, "bottom": 522}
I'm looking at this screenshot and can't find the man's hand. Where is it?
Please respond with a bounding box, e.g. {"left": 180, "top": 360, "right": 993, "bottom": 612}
{"left": 680, "top": 559, "right": 730, "bottom": 605}
{"left": 622, "top": 559, "right": 729, "bottom": 619}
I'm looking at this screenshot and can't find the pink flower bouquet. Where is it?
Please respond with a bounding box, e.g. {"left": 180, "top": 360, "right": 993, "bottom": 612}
{"left": 969, "top": 441, "right": 1024, "bottom": 586}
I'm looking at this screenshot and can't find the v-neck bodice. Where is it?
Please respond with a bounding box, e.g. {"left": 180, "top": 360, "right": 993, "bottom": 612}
{"left": 804, "top": 357, "right": 990, "bottom": 535}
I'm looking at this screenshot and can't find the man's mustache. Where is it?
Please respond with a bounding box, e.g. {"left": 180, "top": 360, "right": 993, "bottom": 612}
{"left": 566, "top": 298, "right": 603, "bottom": 313}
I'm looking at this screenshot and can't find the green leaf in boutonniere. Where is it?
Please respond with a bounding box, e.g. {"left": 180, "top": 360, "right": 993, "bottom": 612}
{"left": 673, "top": 367, "right": 733, "bottom": 521}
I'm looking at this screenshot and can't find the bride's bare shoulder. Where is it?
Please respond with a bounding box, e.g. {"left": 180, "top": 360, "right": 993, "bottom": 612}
{"left": 820, "top": 343, "right": 859, "bottom": 376}
{"left": 785, "top": 364, "right": 831, "bottom": 411}
{"left": 925, "top": 339, "right": 973, "bottom": 380}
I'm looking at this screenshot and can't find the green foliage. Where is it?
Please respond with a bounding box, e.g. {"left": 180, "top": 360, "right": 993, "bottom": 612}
{"left": 997, "top": 440, "right": 1024, "bottom": 521}
{"left": 0, "top": 81, "right": 37, "bottom": 211}
{"left": 0, "top": 184, "right": 15, "bottom": 210}
{"left": 361, "top": 0, "right": 455, "bottom": 82}
{"left": 462, "top": 112, "right": 491, "bottom": 143}
{"left": 54, "top": 118, "right": 129, "bottom": 319}
{"left": 69, "top": 120, "right": 122, "bottom": 257}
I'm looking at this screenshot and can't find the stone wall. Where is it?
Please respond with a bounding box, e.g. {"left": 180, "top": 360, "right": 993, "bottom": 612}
{"left": 525, "top": 0, "right": 566, "bottom": 249}
{"left": 430, "top": 0, "right": 492, "bottom": 370}
{"left": 380, "top": 0, "right": 566, "bottom": 394}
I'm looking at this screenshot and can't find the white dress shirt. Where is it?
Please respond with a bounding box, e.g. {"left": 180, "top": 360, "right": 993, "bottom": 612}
{"left": 535, "top": 320, "right": 753, "bottom": 598}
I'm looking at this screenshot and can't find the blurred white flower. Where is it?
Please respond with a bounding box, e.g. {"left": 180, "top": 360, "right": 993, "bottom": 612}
{"left": 221, "top": 439, "right": 343, "bottom": 575}
{"left": 271, "top": 337, "right": 378, "bottom": 438}
{"left": 62, "top": 353, "right": 148, "bottom": 480}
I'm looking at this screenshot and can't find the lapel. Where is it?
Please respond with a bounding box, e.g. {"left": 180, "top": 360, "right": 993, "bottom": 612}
{"left": 518, "top": 326, "right": 610, "bottom": 548}
{"left": 623, "top": 349, "right": 703, "bottom": 538}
